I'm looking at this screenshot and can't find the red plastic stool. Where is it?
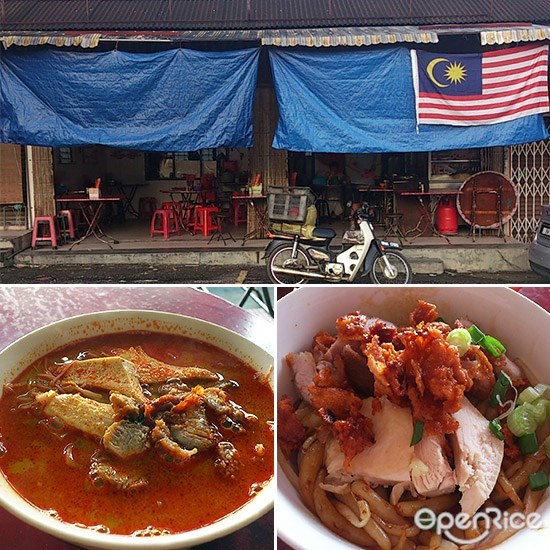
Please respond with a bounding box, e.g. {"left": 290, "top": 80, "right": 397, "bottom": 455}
{"left": 150, "top": 209, "right": 179, "bottom": 239}
{"left": 161, "top": 201, "right": 183, "bottom": 221}
{"left": 57, "top": 209, "right": 76, "bottom": 240}
{"left": 193, "top": 205, "right": 219, "bottom": 236}
{"left": 32, "top": 216, "right": 58, "bottom": 249}
{"left": 139, "top": 197, "right": 157, "bottom": 220}
{"left": 232, "top": 199, "right": 247, "bottom": 227}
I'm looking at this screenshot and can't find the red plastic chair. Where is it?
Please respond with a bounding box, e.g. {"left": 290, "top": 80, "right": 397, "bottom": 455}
{"left": 57, "top": 209, "right": 77, "bottom": 240}
{"left": 193, "top": 205, "right": 219, "bottom": 236}
{"left": 150, "top": 209, "right": 179, "bottom": 239}
{"left": 32, "top": 216, "right": 58, "bottom": 249}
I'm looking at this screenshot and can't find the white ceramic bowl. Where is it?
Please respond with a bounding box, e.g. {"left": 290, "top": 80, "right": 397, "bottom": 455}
{"left": 277, "top": 286, "right": 550, "bottom": 550}
{"left": 0, "top": 310, "right": 274, "bottom": 550}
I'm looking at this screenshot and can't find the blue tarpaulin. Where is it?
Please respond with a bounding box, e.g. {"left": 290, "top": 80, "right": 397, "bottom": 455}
{"left": 269, "top": 47, "right": 549, "bottom": 152}
{"left": 0, "top": 47, "right": 260, "bottom": 151}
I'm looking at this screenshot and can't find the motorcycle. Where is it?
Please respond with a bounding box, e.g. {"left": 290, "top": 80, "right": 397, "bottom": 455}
{"left": 264, "top": 204, "right": 413, "bottom": 284}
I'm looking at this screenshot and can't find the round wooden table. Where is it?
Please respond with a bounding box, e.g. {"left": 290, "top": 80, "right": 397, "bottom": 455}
{"left": 0, "top": 286, "right": 274, "bottom": 550}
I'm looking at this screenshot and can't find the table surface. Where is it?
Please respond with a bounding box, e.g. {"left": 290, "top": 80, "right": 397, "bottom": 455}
{"left": 397, "top": 190, "right": 463, "bottom": 196}
{"left": 55, "top": 196, "right": 122, "bottom": 202}
{"left": 232, "top": 194, "right": 268, "bottom": 200}
{"left": 0, "top": 286, "right": 273, "bottom": 550}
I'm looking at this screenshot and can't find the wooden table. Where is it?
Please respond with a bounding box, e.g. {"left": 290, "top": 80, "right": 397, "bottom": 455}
{"left": 56, "top": 196, "right": 121, "bottom": 249}
{"left": 397, "top": 190, "right": 462, "bottom": 244}
{"left": 0, "top": 286, "right": 274, "bottom": 550}
{"left": 232, "top": 194, "right": 269, "bottom": 244}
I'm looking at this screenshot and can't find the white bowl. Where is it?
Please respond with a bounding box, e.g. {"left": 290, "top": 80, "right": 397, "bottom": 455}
{"left": 0, "top": 310, "right": 274, "bottom": 549}
{"left": 277, "top": 286, "right": 550, "bottom": 550}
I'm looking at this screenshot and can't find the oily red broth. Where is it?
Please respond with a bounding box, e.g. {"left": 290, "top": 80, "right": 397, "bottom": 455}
{"left": 0, "top": 331, "right": 274, "bottom": 535}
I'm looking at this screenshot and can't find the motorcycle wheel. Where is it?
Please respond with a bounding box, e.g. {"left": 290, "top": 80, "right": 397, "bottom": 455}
{"left": 267, "top": 244, "right": 311, "bottom": 285}
{"left": 370, "top": 251, "right": 412, "bottom": 284}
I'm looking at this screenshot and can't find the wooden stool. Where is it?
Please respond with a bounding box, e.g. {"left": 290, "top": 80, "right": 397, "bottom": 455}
{"left": 57, "top": 210, "right": 77, "bottom": 241}
{"left": 193, "top": 206, "right": 219, "bottom": 236}
{"left": 139, "top": 197, "right": 157, "bottom": 220}
{"left": 32, "top": 216, "right": 58, "bottom": 249}
{"left": 150, "top": 209, "right": 179, "bottom": 239}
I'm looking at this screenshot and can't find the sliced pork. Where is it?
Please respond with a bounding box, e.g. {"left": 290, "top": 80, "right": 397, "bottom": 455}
{"left": 285, "top": 351, "right": 316, "bottom": 403}
{"left": 103, "top": 420, "right": 150, "bottom": 459}
{"left": 451, "top": 397, "right": 504, "bottom": 516}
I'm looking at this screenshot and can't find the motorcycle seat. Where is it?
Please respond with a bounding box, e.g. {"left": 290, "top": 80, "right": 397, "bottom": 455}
{"left": 312, "top": 227, "right": 336, "bottom": 239}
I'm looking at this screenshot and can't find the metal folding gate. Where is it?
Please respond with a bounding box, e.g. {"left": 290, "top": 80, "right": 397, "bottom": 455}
{"left": 509, "top": 116, "right": 550, "bottom": 243}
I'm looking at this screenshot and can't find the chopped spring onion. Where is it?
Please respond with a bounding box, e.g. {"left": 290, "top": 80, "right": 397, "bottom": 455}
{"left": 518, "top": 432, "right": 539, "bottom": 455}
{"left": 489, "top": 418, "right": 505, "bottom": 440}
{"left": 467, "top": 324, "right": 485, "bottom": 344}
{"left": 410, "top": 419, "right": 425, "bottom": 447}
{"left": 446, "top": 328, "right": 472, "bottom": 356}
{"left": 518, "top": 386, "right": 544, "bottom": 405}
{"left": 544, "top": 436, "right": 550, "bottom": 459}
{"left": 528, "top": 399, "right": 549, "bottom": 426}
{"left": 534, "top": 384, "right": 550, "bottom": 400}
{"left": 467, "top": 324, "right": 506, "bottom": 358}
{"left": 507, "top": 403, "right": 539, "bottom": 436}
{"left": 489, "top": 372, "right": 511, "bottom": 408}
{"left": 528, "top": 471, "right": 550, "bottom": 492}
{"left": 481, "top": 336, "right": 506, "bottom": 358}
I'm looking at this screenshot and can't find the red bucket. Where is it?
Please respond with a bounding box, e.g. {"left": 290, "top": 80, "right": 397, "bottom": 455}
{"left": 436, "top": 197, "right": 458, "bottom": 234}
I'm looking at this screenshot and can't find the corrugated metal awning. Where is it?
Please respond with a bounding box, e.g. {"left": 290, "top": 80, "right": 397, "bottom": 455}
{"left": 480, "top": 25, "right": 550, "bottom": 45}
{"left": 261, "top": 27, "right": 439, "bottom": 47}
{"left": 1, "top": 33, "right": 101, "bottom": 49}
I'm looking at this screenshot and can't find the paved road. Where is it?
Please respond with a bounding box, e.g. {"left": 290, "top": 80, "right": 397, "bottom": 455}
{"left": 0, "top": 264, "right": 547, "bottom": 284}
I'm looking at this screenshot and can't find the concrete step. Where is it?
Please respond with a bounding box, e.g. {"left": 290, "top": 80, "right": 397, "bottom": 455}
{"left": 408, "top": 257, "right": 445, "bottom": 275}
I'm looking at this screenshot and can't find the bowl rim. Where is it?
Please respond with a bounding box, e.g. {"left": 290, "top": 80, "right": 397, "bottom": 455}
{"left": 0, "top": 309, "right": 274, "bottom": 549}
{"left": 276, "top": 286, "right": 550, "bottom": 550}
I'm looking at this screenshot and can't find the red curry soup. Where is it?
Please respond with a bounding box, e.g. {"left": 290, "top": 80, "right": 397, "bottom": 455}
{"left": 0, "top": 331, "right": 274, "bottom": 536}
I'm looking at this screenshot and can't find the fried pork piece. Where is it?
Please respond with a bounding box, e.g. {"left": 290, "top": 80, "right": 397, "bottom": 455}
{"left": 60, "top": 356, "right": 145, "bottom": 403}
{"left": 35, "top": 390, "right": 115, "bottom": 438}
{"left": 89, "top": 451, "right": 148, "bottom": 491}
{"left": 461, "top": 346, "right": 496, "bottom": 401}
{"left": 277, "top": 396, "right": 307, "bottom": 458}
{"left": 113, "top": 346, "right": 218, "bottom": 384}
{"left": 409, "top": 300, "right": 439, "bottom": 326}
{"left": 326, "top": 397, "right": 413, "bottom": 485}
{"left": 103, "top": 420, "right": 150, "bottom": 459}
{"left": 451, "top": 397, "right": 504, "bottom": 516}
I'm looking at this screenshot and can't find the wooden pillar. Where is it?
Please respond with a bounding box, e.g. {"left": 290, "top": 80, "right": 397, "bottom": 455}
{"left": 26, "top": 146, "right": 55, "bottom": 219}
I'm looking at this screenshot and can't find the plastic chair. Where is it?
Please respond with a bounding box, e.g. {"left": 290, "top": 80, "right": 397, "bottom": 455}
{"left": 150, "top": 209, "right": 179, "bottom": 239}
{"left": 32, "top": 216, "right": 58, "bottom": 249}
{"left": 139, "top": 197, "right": 157, "bottom": 220}
{"left": 232, "top": 200, "right": 247, "bottom": 227}
{"left": 193, "top": 205, "right": 219, "bottom": 236}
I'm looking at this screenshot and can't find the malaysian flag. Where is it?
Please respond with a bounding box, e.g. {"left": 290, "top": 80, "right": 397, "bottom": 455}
{"left": 411, "top": 45, "right": 549, "bottom": 126}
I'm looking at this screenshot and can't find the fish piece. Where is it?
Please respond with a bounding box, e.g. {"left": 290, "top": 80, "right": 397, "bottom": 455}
{"left": 89, "top": 452, "right": 148, "bottom": 491}
{"left": 151, "top": 419, "right": 198, "bottom": 463}
{"left": 169, "top": 404, "right": 216, "bottom": 452}
{"left": 411, "top": 434, "right": 456, "bottom": 497}
{"left": 451, "top": 397, "right": 504, "bottom": 516}
{"left": 35, "top": 390, "right": 115, "bottom": 438}
{"left": 326, "top": 397, "right": 414, "bottom": 485}
{"left": 61, "top": 356, "right": 145, "bottom": 403}
{"left": 109, "top": 392, "right": 142, "bottom": 421}
{"left": 103, "top": 420, "right": 150, "bottom": 459}
{"left": 113, "top": 346, "right": 218, "bottom": 384}
{"left": 285, "top": 351, "right": 316, "bottom": 403}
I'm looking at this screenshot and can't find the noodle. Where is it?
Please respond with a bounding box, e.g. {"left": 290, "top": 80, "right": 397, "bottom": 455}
{"left": 351, "top": 481, "right": 408, "bottom": 525}
{"left": 298, "top": 439, "right": 325, "bottom": 513}
{"left": 395, "top": 493, "right": 460, "bottom": 517}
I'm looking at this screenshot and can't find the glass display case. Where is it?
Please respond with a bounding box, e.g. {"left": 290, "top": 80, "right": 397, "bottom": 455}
{"left": 429, "top": 149, "right": 481, "bottom": 190}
